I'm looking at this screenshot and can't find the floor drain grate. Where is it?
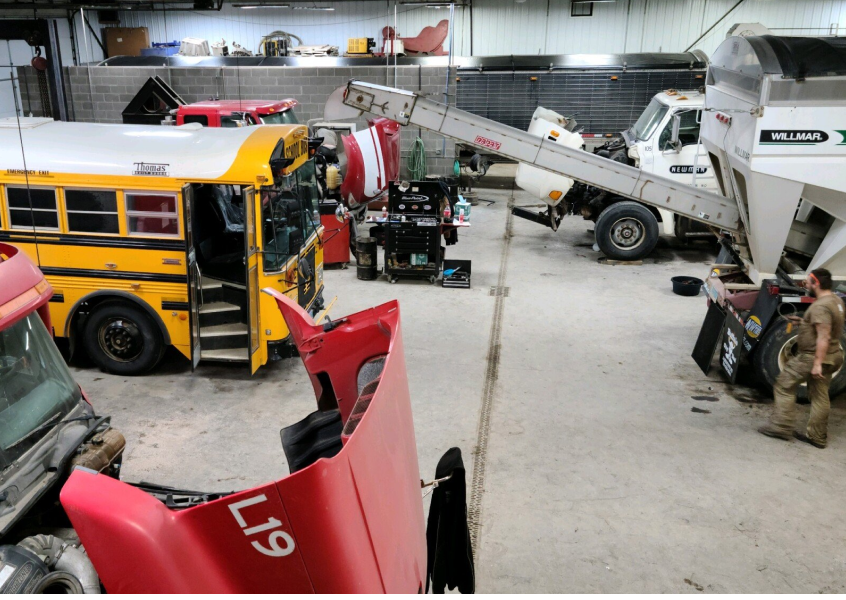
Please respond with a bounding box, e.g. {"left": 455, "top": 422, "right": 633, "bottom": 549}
{"left": 469, "top": 199, "right": 514, "bottom": 557}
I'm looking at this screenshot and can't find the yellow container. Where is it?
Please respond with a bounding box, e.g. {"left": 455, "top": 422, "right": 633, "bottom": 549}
{"left": 326, "top": 165, "right": 341, "bottom": 190}
{"left": 347, "top": 38, "right": 370, "bottom": 54}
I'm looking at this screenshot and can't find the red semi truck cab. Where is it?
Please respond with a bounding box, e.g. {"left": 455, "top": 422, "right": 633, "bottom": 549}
{"left": 0, "top": 243, "right": 124, "bottom": 595}
{"left": 175, "top": 99, "right": 299, "bottom": 127}
{"left": 0, "top": 242, "right": 53, "bottom": 335}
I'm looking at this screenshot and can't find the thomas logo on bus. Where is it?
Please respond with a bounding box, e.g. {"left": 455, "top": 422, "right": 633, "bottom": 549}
{"left": 133, "top": 162, "right": 170, "bottom": 177}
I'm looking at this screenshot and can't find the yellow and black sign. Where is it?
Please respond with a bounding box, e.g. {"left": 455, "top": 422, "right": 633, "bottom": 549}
{"left": 285, "top": 139, "right": 308, "bottom": 161}
{"left": 279, "top": 127, "right": 309, "bottom": 173}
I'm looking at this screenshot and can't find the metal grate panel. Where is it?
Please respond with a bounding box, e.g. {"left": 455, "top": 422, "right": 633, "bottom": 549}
{"left": 456, "top": 69, "right": 706, "bottom": 136}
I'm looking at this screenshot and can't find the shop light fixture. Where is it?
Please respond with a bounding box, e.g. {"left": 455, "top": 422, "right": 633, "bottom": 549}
{"left": 399, "top": 1, "right": 457, "bottom": 5}
{"left": 234, "top": 2, "right": 290, "bottom": 7}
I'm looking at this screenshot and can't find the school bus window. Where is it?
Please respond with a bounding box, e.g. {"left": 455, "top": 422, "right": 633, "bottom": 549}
{"left": 125, "top": 192, "right": 179, "bottom": 237}
{"left": 64, "top": 189, "right": 119, "bottom": 234}
{"left": 261, "top": 185, "right": 302, "bottom": 273}
{"left": 6, "top": 186, "right": 59, "bottom": 230}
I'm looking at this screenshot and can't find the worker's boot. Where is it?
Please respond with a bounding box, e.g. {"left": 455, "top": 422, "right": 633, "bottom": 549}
{"left": 793, "top": 431, "right": 826, "bottom": 449}
{"left": 757, "top": 425, "right": 791, "bottom": 441}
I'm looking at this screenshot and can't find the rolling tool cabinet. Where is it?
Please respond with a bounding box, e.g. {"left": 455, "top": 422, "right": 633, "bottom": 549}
{"left": 384, "top": 181, "right": 447, "bottom": 284}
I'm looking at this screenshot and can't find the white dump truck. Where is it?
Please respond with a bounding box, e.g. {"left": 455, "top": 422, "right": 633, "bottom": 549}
{"left": 325, "top": 33, "right": 846, "bottom": 393}
{"left": 513, "top": 90, "right": 718, "bottom": 261}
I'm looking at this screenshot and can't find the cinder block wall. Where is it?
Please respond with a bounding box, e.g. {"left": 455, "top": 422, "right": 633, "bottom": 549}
{"left": 19, "top": 65, "right": 456, "bottom": 177}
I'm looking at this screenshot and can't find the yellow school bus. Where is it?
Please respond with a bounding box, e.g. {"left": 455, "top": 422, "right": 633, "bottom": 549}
{"left": 0, "top": 117, "right": 325, "bottom": 375}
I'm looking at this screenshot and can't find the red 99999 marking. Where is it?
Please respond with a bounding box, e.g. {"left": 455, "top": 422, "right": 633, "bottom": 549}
{"left": 474, "top": 135, "right": 502, "bottom": 151}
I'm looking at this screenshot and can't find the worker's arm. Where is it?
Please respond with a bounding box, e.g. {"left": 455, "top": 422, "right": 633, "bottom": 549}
{"left": 812, "top": 323, "right": 832, "bottom": 379}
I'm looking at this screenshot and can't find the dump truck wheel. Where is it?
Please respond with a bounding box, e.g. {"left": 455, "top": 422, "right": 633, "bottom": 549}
{"left": 752, "top": 317, "right": 846, "bottom": 398}
{"left": 594, "top": 201, "right": 659, "bottom": 261}
{"left": 83, "top": 302, "right": 165, "bottom": 375}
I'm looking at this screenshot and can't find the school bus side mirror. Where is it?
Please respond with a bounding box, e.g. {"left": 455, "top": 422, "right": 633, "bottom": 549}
{"left": 308, "top": 137, "right": 324, "bottom": 158}
{"left": 270, "top": 157, "right": 294, "bottom": 175}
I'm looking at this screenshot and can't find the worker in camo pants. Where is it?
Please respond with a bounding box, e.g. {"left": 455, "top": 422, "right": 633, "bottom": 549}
{"left": 759, "top": 268, "right": 845, "bottom": 448}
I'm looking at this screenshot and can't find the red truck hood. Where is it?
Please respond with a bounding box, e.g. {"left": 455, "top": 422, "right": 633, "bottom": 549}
{"left": 60, "top": 291, "right": 425, "bottom": 593}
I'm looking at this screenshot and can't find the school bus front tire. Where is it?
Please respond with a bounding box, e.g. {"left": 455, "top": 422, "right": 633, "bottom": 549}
{"left": 82, "top": 302, "right": 165, "bottom": 375}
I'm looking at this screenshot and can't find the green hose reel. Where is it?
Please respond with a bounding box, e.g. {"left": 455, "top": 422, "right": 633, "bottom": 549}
{"left": 407, "top": 137, "right": 427, "bottom": 181}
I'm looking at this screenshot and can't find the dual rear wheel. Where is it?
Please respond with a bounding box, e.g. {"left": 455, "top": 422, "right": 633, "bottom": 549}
{"left": 751, "top": 317, "right": 846, "bottom": 397}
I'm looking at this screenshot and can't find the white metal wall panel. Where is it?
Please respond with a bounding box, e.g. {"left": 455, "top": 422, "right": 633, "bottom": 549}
{"left": 113, "top": 0, "right": 846, "bottom": 59}
{"left": 622, "top": 0, "right": 709, "bottom": 53}
{"left": 0, "top": 40, "right": 31, "bottom": 118}
{"left": 0, "top": 15, "right": 104, "bottom": 117}
{"left": 118, "top": 2, "right": 470, "bottom": 56}
{"left": 544, "top": 0, "right": 632, "bottom": 54}
{"left": 73, "top": 11, "right": 106, "bottom": 63}
{"left": 471, "top": 0, "right": 846, "bottom": 56}
{"left": 0, "top": 13, "right": 103, "bottom": 66}
{"left": 694, "top": 0, "right": 846, "bottom": 55}
{"left": 468, "top": 0, "right": 547, "bottom": 55}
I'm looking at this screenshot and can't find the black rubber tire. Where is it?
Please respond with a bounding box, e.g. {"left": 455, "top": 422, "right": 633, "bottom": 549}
{"left": 82, "top": 302, "right": 165, "bottom": 375}
{"left": 594, "top": 201, "right": 660, "bottom": 261}
{"left": 751, "top": 316, "right": 846, "bottom": 397}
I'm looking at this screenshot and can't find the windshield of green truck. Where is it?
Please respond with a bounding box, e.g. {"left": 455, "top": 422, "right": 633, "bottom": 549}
{"left": 629, "top": 98, "right": 668, "bottom": 142}
{"left": 0, "top": 313, "right": 80, "bottom": 468}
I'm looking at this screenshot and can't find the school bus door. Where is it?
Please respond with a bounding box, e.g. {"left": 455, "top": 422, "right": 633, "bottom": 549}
{"left": 244, "top": 186, "right": 262, "bottom": 374}
{"left": 183, "top": 183, "right": 202, "bottom": 370}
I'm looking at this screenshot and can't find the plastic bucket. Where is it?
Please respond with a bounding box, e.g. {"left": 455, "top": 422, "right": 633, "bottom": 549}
{"left": 671, "top": 276, "right": 703, "bottom": 296}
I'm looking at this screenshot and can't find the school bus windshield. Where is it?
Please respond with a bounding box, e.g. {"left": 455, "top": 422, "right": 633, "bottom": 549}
{"left": 261, "top": 159, "right": 320, "bottom": 273}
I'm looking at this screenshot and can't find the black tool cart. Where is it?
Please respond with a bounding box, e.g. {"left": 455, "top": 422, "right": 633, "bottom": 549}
{"left": 384, "top": 180, "right": 449, "bottom": 284}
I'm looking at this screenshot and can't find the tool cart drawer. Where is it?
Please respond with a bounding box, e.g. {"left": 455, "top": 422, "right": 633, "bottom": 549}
{"left": 385, "top": 222, "right": 440, "bottom": 253}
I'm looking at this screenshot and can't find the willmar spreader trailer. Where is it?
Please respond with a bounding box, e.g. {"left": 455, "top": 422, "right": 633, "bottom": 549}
{"left": 324, "top": 34, "right": 846, "bottom": 394}
{"left": 693, "top": 34, "right": 846, "bottom": 395}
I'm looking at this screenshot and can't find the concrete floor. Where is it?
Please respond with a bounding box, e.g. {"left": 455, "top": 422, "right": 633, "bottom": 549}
{"left": 72, "top": 187, "right": 846, "bottom": 593}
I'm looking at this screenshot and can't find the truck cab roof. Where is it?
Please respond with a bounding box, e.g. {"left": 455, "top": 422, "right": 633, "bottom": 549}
{"left": 653, "top": 90, "right": 705, "bottom": 108}
{"left": 178, "top": 99, "right": 298, "bottom": 116}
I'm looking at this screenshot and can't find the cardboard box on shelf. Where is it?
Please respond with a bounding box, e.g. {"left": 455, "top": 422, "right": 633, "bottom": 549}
{"left": 104, "top": 27, "right": 150, "bottom": 57}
